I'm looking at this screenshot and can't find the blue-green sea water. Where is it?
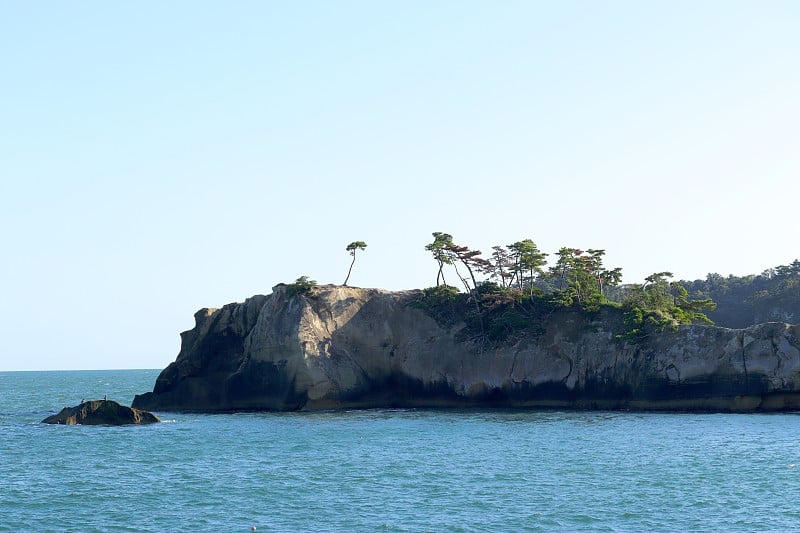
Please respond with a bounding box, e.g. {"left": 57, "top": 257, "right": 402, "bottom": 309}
{"left": 2, "top": 370, "right": 800, "bottom": 532}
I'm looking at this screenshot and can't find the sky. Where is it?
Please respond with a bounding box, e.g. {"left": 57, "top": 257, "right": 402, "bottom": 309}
{"left": 1, "top": 1, "right": 798, "bottom": 371}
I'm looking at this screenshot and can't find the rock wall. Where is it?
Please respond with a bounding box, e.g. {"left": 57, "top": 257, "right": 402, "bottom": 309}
{"left": 133, "top": 285, "right": 800, "bottom": 412}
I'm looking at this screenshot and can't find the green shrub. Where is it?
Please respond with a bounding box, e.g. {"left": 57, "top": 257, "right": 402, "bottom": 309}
{"left": 412, "top": 285, "right": 461, "bottom": 306}
{"left": 408, "top": 285, "right": 465, "bottom": 327}
{"left": 487, "top": 309, "right": 529, "bottom": 341}
{"left": 286, "top": 276, "right": 318, "bottom": 297}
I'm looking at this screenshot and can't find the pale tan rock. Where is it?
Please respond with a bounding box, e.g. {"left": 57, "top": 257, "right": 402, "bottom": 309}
{"left": 133, "top": 285, "right": 800, "bottom": 412}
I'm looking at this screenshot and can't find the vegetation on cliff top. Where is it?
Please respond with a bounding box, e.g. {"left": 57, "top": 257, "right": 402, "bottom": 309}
{"left": 286, "top": 276, "right": 318, "bottom": 296}
{"left": 413, "top": 233, "right": 717, "bottom": 343}
{"left": 285, "top": 234, "right": 798, "bottom": 341}
{"left": 683, "top": 260, "right": 800, "bottom": 328}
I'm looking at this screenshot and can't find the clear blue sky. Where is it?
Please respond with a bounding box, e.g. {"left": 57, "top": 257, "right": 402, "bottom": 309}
{"left": 1, "top": 1, "right": 798, "bottom": 371}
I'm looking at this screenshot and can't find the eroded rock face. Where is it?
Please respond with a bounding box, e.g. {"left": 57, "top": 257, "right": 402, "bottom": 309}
{"left": 42, "top": 400, "right": 160, "bottom": 425}
{"left": 132, "top": 285, "right": 800, "bottom": 412}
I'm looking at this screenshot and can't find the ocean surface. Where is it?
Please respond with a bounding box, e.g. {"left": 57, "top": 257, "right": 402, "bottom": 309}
{"left": 2, "top": 370, "right": 800, "bottom": 532}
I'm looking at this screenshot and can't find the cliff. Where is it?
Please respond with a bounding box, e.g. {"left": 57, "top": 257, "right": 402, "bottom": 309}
{"left": 133, "top": 285, "right": 800, "bottom": 412}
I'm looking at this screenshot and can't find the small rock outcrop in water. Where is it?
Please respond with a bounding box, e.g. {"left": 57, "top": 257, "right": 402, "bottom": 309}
{"left": 42, "top": 400, "right": 160, "bottom": 425}
{"left": 133, "top": 285, "right": 800, "bottom": 413}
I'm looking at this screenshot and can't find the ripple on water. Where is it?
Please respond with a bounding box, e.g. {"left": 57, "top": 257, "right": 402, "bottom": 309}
{"left": 3, "top": 372, "right": 800, "bottom": 530}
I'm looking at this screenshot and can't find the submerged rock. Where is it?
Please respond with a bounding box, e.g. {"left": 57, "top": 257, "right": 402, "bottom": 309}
{"left": 133, "top": 284, "right": 800, "bottom": 413}
{"left": 42, "top": 400, "right": 160, "bottom": 425}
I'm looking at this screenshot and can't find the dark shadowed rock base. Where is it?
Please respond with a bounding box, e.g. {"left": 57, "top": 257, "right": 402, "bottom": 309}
{"left": 42, "top": 400, "right": 160, "bottom": 425}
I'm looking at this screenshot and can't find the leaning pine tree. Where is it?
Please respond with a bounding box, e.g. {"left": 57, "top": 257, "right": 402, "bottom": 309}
{"left": 343, "top": 241, "right": 367, "bottom": 286}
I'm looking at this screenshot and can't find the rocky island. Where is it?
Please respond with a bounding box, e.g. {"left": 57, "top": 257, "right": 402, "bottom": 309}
{"left": 43, "top": 400, "right": 160, "bottom": 425}
{"left": 133, "top": 284, "right": 800, "bottom": 413}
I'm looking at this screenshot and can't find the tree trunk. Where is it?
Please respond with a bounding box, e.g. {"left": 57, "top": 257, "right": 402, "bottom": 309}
{"left": 529, "top": 267, "right": 534, "bottom": 297}
{"left": 452, "top": 262, "right": 472, "bottom": 294}
{"left": 436, "top": 260, "right": 447, "bottom": 286}
{"left": 343, "top": 253, "right": 356, "bottom": 286}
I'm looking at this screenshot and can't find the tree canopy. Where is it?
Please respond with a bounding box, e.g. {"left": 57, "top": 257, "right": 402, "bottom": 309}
{"left": 417, "top": 232, "right": 719, "bottom": 343}
{"left": 343, "top": 241, "right": 367, "bottom": 286}
{"left": 285, "top": 233, "right": 800, "bottom": 343}
{"left": 681, "top": 259, "right": 800, "bottom": 327}
{"left": 425, "top": 232, "right": 455, "bottom": 287}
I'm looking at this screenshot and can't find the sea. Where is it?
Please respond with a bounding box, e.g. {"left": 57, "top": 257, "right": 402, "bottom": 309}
{"left": 2, "top": 370, "right": 800, "bottom": 532}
